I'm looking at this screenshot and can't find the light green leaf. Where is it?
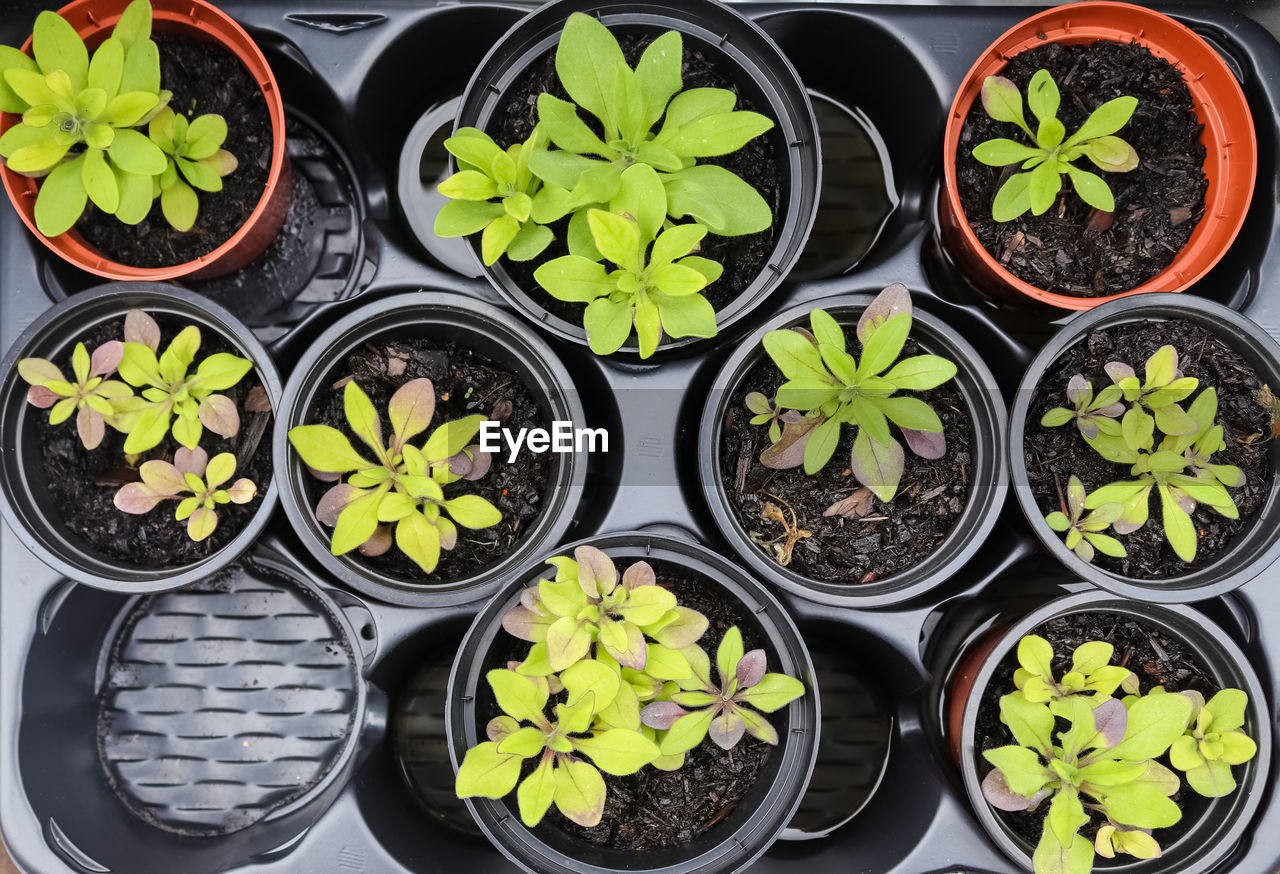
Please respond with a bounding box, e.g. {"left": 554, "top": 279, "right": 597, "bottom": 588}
{"left": 572, "top": 728, "right": 658, "bottom": 775}
{"left": 555, "top": 13, "right": 629, "bottom": 140}
{"left": 33, "top": 11, "right": 88, "bottom": 91}
{"left": 33, "top": 154, "right": 87, "bottom": 236}
{"left": 662, "top": 164, "right": 771, "bottom": 236}
{"left": 516, "top": 755, "right": 557, "bottom": 826}
{"left": 455, "top": 741, "right": 522, "bottom": 800}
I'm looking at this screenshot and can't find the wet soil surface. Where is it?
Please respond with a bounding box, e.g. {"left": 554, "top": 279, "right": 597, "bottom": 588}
{"left": 1024, "top": 319, "right": 1271, "bottom": 577}
{"left": 956, "top": 40, "right": 1207, "bottom": 296}
{"left": 718, "top": 339, "right": 973, "bottom": 583}
{"left": 76, "top": 34, "right": 273, "bottom": 267}
{"left": 302, "top": 338, "right": 553, "bottom": 584}
{"left": 977, "top": 610, "right": 1219, "bottom": 848}
{"left": 38, "top": 317, "right": 272, "bottom": 567}
{"left": 491, "top": 33, "right": 780, "bottom": 330}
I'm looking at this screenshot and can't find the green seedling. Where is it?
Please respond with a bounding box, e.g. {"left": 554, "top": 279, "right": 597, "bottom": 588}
{"left": 435, "top": 126, "right": 554, "bottom": 265}
{"left": 17, "top": 338, "right": 133, "bottom": 449}
{"left": 0, "top": 0, "right": 172, "bottom": 235}
{"left": 113, "top": 446, "right": 255, "bottom": 541}
{"left": 1041, "top": 375, "right": 1124, "bottom": 440}
{"left": 974, "top": 69, "right": 1139, "bottom": 221}
{"left": 454, "top": 667, "right": 658, "bottom": 827}
{"left": 757, "top": 285, "right": 957, "bottom": 500}
{"left": 1011, "top": 634, "right": 1136, "bottom": 706}
{"left": 147, "top": 106, "right": 237, "bottom": 232}
{"left": 639, "top": 626, "right": 804, "bottom": 756}
{"left": 744, "top": 391, "right": 801, "bottom": 443}
{"left": 1105, "top": 346, "right": 1199, "bottom": 451}
{"left": 1044, "top": 475, "right": 1126, "bottom": 563}
{"left": 115, "top": 309, "right": 253, "bottom": 453}
{"left": 981, "top": 692, "right": 1191, "bottom": 874}
{"left": 502, "top": 545, "right": 708, "bottom": 674}
{"left": 287, "top": 377, "right": 501, "bottom": 574}
{"left": 527, "top": 12, "right": 772, "bottom": 237}
{"left": 534, "top": 165, "right": 722, "bottom": 357}
{"left": 1168, "top": 688, "right": 1258, "bottom": 797}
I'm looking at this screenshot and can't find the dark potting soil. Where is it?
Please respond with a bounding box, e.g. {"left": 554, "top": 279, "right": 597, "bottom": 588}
{"left": 75, "top": 34, "right": 273, "bottom": 268}
{"left": 490, "top": 33, "right": 780, "bottom": 330}
{"left": 302, "top": 338, "right": 553, "bottom": 584}
{"left": 956, "top": 40, "right": 1207, "bottom": 296}
{"left": 530, "top": 568, "right": 774, "bottom": 851}
{"left": 1024, "top": 319, "right": 1270, "bottom": 577}
{"left": 976, "top": 611, "right": 1219, "bottom": 849}
{"left": 717, "top": 339, "right": 972, "bottom": 583}
{"left": 37, "top": 317, "right": 273, "bottom": 567}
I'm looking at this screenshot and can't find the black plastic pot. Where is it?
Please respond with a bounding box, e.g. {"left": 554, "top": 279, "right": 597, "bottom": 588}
{"left": 17, "top": 539, "right": 386, "bottom": 874}
{"left": 453, "top": 0, "right": 821, "bottom": 358}
{"left": 1010, "top": 293, "right": 1280, "bottom": 602}
{"left": 0, "top": 283, "right": 282, "bottom": 593}
{"left": 272, "top": 290, "right": 588, "bottom": 607}
{"left": 698, "top": 289, "right": 1009, "bottom": 607}
{"left": 446, "top": 531, "right": 820, "bottom": 874}
{"left": 952, "top": 590, "right": 1272, "bottom": 874}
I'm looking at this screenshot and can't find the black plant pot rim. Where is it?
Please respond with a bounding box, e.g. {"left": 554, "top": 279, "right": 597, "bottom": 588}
{"left": 453, "top": 0, "right": 821, "bottom": 360}
{"left": 0, "top": 283, "right": 282, "bottom": 594}
{"left": 957, "top": 590, "right": 1272, "bottom": 874}
{"left": 272, "top": 290, "right": 587, "bottom": 608}
{"left": 445, "top": 531, "right": 820, "bottom": 874}
{"left": 1010, "top": 293, "right": 1280, "bottom": 601}
{"left": 698, "top": 289, "right": 1010, "bottom": 608}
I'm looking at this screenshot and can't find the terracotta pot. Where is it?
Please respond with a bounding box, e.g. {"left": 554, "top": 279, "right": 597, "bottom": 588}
{"left": 939, "top": 1, "right": 1256, "bottom": 311}
{"left": 0, "top": 0, "right": 290, "bottom": 280}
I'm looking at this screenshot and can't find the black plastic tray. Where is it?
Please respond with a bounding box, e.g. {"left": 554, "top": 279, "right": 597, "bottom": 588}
{"left": 2, "top": 2, "right": 1279, "bottom": 873}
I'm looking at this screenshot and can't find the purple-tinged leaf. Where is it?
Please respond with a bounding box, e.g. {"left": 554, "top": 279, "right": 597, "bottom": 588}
{"left": 26, "top": 385, "right": 60, "bottom": 408}
{"left": 649, "top": 607, "right": 708, "bottom": 649}
{"left": 824, "top": 487, "right": 874, "bottom": 519}
{"left": 789, "top": 326, "right": 818, "bottom": 346}
{"left": 1066, "top": 374, "right": 1091, "bottom": 407}
{"left": 640, "top": 700, "right": 689, "bottom": 731}
{"left": 113, "top": 482, "right": 167, "bottom": 514}
{"left": 622, "top": 560, "right": 657, "bottom": 590}
{"left": 745, "top": 392, "right": 772, "bottom": 416}
{"left": 519, "top": 587, "right": 540, "bottom": 612}
{"left": 462, "top": 445, "right": 492, "bottom": 481}
{"left": 487, "top": 715, "right": 521, "bottom": 743}
{"left": 982, "top": 769, "right": 1038, "bottom": 811}
{"left": 308, "top": 466, "right": 343, "bottom": 483}
{"left": 387, "top": 378, "right": 435, "bottom": 450}
{"left": 138, "top": 459, "right": 187, "bottom": 495}
{"left": 316, "top": 483, "right": 362, "bottom": 526}
{"left": 17, "top": 357, "right": 62, "bottom": 386}
{"left": 736, "top": 649, "right": 767, "bottom": 688}
{"left": 1079, "top": 419, "right": 1100, "bottom": 440}
{"left": 438, "top": 517, "right": 458, "bottom": 551}
{"left": 358, "top": 524, "right": 393, "bottom": 556}
{"left": 225, "top": 478, "right": 256, "bottom": 504}
{"left": 1171, "top": 488, "right": 1196, "bottom": 515}
{"left": 707, "top": 709, "right": 746, "bottom": 750}
{"left": 124, "top": 309, "right": 161, "bottom": 352}
{"left": 856, "top": 283, "right": 912, "bottom": 344}
{"left": 901, "top": 427, "right": 946, "bottom": 460}
{"left": 90, "top": 341, "right": 124, "bottom": 377}
{"left": 1093, "top": 698, "right": 1128, "bottom": 749}
{"left": 850, "top": 429, "right": 905, "bottom": 502}
{"left": 760, "top": 414, "right": 825, "bottom": 469}
{"left": 1097, "top": 402, "right": 1126, "bottom": 418}
{"left": 1105, "top": 362, "right": 1136, "bottom": 385}
{"left": 198, "top": 394, "right": 240, "bottom": 438}
{"left": 77, "top": 406, "right": 105, "bottom": 450}
{"left": 442, "top": 450, "right": 473, "bottom": 479}
{"left": 502, "top": 605, "right": 551, "bottom": 643}
{"left": 174, "top": 447, "right": 208, "bottom": 477}
{"left": 575, "top": 545, "right": 617, "bottom": 597}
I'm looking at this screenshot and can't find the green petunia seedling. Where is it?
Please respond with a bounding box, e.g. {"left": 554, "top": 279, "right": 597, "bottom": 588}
{"left": 147, "top": 106, "right": 238, "bottom": 232}
{"left": 639, "top": 626, "right": 805, "bottom": 756}
{"left": 0, "top": 0, "right": 173, "bottom": 235}
{"left": 535, "top": 165, "right": 723, "bottom": 358}
{"left": 1168, "top": 688, "right": 1258, "bottom": 797}
{"left": 501, "top": 545, "right": 708, "bottom": 675}
{"left": 757, "top": 285, "right": 958, "bottom": 501}
{"left": 744, "top": 391, "right": 801, "bottom": 443}
{"left": 981, "top": 692, "right": 1191, "bottom": 874}
{"left": 1040, "top": 375, "right": 1124, "bottom": 440}
{"left": 1045, "top": 475, "right": 1126, "bottom": 563}
{"left": 113, "top": 446, "right": 256, "bottom": 541}
{"left": 1104, "top": 345, "right": 1200, "bottom": 451}
{"left": 527, "top": 12, "right": 773, "bottom": 238}
{"left": 974, "top": 69, "right": 1139, "bottom": 221}
{"left": 1011, "top": 635, "right": 1136, "bottom": 707}
{"left": 454, "top": 667, "right": 659, "bottom": 828}
{"left": 115, "top": 309, "right": 253, "bottom": 454}
{"left": 435, "top": 126, "right": 554, "bottom": 265}
{"left": 288, "top": 377, "right": 501, "bottom": 574}
{"left": 17, "top": 339, "right": 134, "bottom": 449}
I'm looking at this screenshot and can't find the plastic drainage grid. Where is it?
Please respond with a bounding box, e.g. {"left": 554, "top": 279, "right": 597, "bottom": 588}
{"left": 1, "top": 2, "right": 1279, "bottom": 874}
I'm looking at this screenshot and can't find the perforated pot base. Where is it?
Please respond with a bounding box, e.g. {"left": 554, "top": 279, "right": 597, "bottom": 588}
{"left": 97, "top": 562, "right": 360, "bottom": 836}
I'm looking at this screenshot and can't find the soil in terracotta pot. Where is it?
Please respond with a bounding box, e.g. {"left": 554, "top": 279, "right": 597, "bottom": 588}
{"left": 956, "top": 40, "right": 1207, "bottom": 297}
{"left": 75, "top": 34, "right": 273, "bottom": 268}
{"left": 718, "top": 338, "right": 972, "bottom": 583}
{"left": 302, "top": 338, "right": 553, "bottom": 583}
{"left": 976, "top": 611, "right": 1219, "bottom": 848}
{"left": 490, "top": 32, "right": 780, "bottom": 326}
{"left": 482, "top": 564, "right": 780, "bottom": 851}
{"left": 1024, "top": 319, "right": 1271, "bottom": 577}
{"left": 37, "top": 316, "right": 273, "bottom": 567}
